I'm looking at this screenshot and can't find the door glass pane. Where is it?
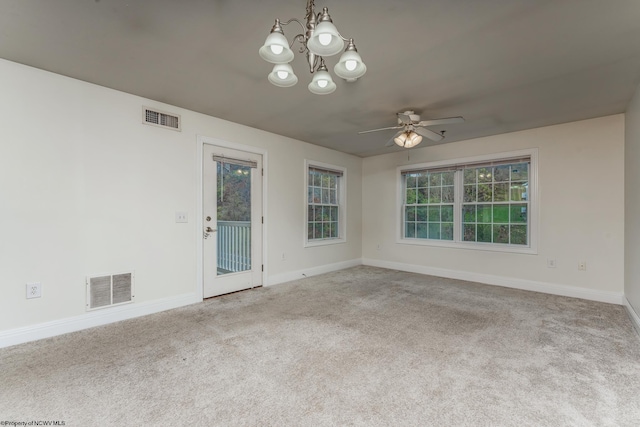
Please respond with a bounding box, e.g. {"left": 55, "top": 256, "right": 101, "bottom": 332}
{"left": 216, "top": 162, "right": 252, "bottom": 276}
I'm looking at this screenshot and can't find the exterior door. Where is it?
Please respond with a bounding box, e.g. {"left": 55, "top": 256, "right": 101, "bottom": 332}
{"left": 203, "top": 144, "right": 262, "bottom": 298}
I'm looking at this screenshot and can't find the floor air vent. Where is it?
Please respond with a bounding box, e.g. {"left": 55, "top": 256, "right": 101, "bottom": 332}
{"left": 86, "top": 272, "right": 135, "bottom": 311}
{"left": 142, "top": 106, "right": 181, "bottom": 131}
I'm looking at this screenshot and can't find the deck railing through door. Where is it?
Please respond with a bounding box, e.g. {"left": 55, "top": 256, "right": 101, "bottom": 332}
{"left": 217, "top": 221, "right": 251, "bottom": 273}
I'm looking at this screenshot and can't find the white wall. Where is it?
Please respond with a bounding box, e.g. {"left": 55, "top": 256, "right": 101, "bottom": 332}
{"left": 0, "top": 55, "right": 630, "bottom": 345}
{"left": 625, "top": 83, "right": 640, "bottom": 324}
{"left": 0, "top": 59, "right": 362, "bottom": 338}
{"left": 362, "top": 115, "right": 625, "bottom": 301}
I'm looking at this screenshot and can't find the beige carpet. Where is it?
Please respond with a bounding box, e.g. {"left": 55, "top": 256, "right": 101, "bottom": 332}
{"left": 1, "top": 266, "right": 639, "bottom": 426}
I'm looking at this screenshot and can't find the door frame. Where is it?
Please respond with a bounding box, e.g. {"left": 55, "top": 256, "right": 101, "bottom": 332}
{"left": 196, "top": 135, "right": 268, "bottom": 301}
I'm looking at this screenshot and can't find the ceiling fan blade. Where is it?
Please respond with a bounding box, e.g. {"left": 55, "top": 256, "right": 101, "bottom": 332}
{"left": 358, "top": 125, "right": 403, "bottom": 134}
{"left": 415, "top": 127, "right": 444, "bottom": 142}
{"left": 385, "top": 131, "right": 404, "bottom": 147}
{"left": 416, "top": 116, "right": 465, "bottom": 127}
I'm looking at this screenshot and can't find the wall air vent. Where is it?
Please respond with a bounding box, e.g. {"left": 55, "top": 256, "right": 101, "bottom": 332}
{"left": 86, "top": 272, "right": 135, "bottom": 311}
{"left": 142, "top": 106, "right": 181, "bottom": 131}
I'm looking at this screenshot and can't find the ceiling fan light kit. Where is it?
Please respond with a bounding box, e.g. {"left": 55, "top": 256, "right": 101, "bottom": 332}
{"left": 358, "top": 111, "right": 465, "bottom": 149}
{"left": 259, "top": 0, "right": 366, "bottom": 94}
{"left": 394, "top": 130, "right": 423, "bottom": 148}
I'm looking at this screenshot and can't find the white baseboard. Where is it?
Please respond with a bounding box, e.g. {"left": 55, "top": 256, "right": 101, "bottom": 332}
{"left": 0, "top": 293, "right": 201, "bottom": 349}
{"left": 5, "top": 260, "right": 626, "bottom": 349}
{"left": 623, "top": 297, "right": 640, "bottom": 336}
{"left": 267, "top": 258, "right": 363, "bottom": 286}
{"left": 363, "top": 258, "right": 624, "bottom": 305}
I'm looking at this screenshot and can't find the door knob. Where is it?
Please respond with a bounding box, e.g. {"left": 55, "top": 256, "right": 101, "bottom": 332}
{"left": 205, "top": 227, "right": 216, "bottom": 232}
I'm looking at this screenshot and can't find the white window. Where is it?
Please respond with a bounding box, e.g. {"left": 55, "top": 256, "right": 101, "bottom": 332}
{"left": 404, "top": 168, "right": 456, "bottom": 241}
{"left": 305, "top": 160, "right": 346, "bottom": 246}
{"left": 398, "top": 149, "right": 537, "bottom": 253}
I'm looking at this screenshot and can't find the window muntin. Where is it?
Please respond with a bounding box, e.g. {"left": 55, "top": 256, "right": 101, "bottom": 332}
{"left": 307, "top": 166, "right": 342, "bottom": 241}
{"left": 400, "top": 153, "right": 534, "bottom": 251}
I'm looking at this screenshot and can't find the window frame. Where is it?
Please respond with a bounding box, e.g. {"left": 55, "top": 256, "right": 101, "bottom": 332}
{"left": 396, "top": 149, "right": 538, "bottom": 254}
{"left": 304, "top": 160, "right": 347, "bottom": 247}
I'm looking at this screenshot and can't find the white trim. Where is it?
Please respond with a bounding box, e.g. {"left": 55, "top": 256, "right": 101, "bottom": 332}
{"left": 196, "top": 136, "right": 205, "bottom": 301}
{"left": 267, "top": 258, "right": 362, "bottom": 286}
{"left": 304, "top": 159, "right": 347, "bottom": 247}
{"left": 0, "top": 293, "right": 200, "bottom": 349}
{"left": 196, "top": 135, "right": 268, "bottom": 299}
{"left": 396, "top": 148, "right": 539, "bottom": 254}
{"left": 362, "top": 258, "right": 623, "bottom": 305}
{"left": 395, "top": 238, "right": 538, "bottom": 254}
{"left": 304, "top": 238, "right": 347, "bottom": 247}
{"left": 623, "top": 297, "right": 640, "bottom": 336}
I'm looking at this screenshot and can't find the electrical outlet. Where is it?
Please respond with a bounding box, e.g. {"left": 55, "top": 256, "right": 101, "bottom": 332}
{"left": 578, "top": 261, "right": 587, "bottom": 271}
{"left": 175, "top": 212, "right": 188, "bottom": 223}
{"left": 26, "top": 282, "right": 42, "bottom": 299}
{"left": 547, "top": 259, "right": 557, "bottom": 268}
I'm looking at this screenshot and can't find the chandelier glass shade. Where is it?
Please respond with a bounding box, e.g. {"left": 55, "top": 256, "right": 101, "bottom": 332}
{"left": 333, "top": 40, "right": 367, "bottom": 82}
{"left": 394, "top": 131, "right": 424, "bottom": 148}
{"left": 258, "top": 32, "right": 294, "bottom": 64}
{"left": 259, "top": 0, "right": 366, "bottom": 94}
{"left": 307, "top": 20, "right": 343, "bottom": 57}
{"left": 308, "top": 60, "right": 336, "bottom": 94}
{"left": 268, "top": 64, "right": 299, "bottom": 87}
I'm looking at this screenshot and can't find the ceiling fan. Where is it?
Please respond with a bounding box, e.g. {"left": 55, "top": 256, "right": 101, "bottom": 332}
{"left": 358, "top": 111, "right": 465, "bottom": 148}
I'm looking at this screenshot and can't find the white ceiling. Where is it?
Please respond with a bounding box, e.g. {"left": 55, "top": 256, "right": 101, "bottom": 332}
{"left": 2, "top": 0, "right": 640, "bottom": 157}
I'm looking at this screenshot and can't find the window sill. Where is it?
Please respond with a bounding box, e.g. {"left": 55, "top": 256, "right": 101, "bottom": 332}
{"left": 397, "top": 238, "right": 537, "bottom": 254}
{"left": 305, "top": 238, "right": 346, "bottom": 248}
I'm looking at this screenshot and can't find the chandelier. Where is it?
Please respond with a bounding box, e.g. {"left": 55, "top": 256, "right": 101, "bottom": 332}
{"left": 258, "top": 0, "right": 367, "bottom": 95}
